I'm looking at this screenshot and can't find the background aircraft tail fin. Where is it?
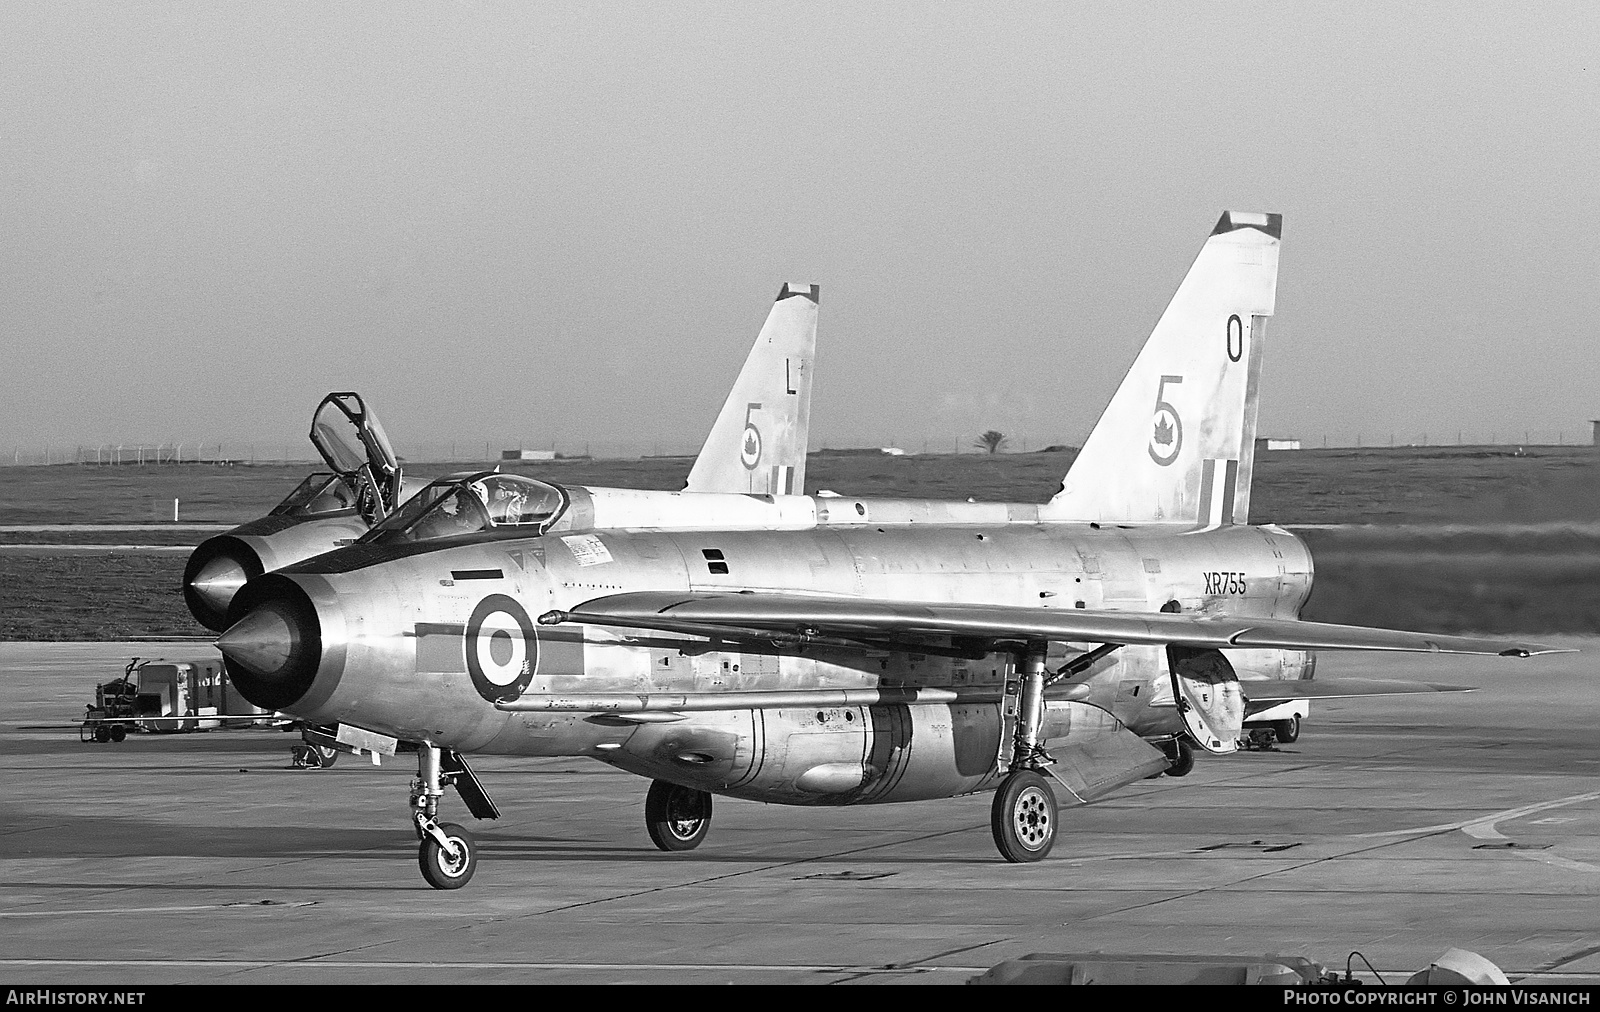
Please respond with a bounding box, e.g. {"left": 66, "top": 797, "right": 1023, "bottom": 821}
{"left": 1042, "top": 212, "right": 1281, "bottom": 525}
{"left": 684, "top": 283, "right": 818, "bottom": 495}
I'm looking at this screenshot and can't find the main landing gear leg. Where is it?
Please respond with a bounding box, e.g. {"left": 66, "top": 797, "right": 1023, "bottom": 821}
{"left": 991, "top": 640, "right": 1059, "bottom": 863}
{"left": 412, "top": 744, "right": 477, "bottom": 889}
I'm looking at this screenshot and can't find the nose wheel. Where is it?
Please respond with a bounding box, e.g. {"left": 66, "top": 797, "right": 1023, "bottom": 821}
{"left": 418, "top": 821, "right": 478, "bottom": 889}
{"left": 645, "top": 780, "right": 713, "bottom": 852}
{"left": 991, "top": 769, "right": 1058, "bottom": 862}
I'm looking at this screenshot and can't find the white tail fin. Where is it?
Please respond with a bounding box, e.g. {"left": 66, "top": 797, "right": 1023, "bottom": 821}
{"left": 1042, "top": 212, "right": 1280, "bottom": 525}
{"left": 684, "top": 283, "right": 818, "bottom": 495}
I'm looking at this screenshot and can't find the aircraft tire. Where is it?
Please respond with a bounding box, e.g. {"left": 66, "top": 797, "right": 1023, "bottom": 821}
{"left": 109, "top": 724, "right": 127, "bottom": 743}
{"left": 1272, "top": 716, "right": 1301, "bottom": 744}
{"left": 418, "top": 822, "right": 477, "bottom": 889}
{"left": 645, "top": 780, "right": 713, "bottom": 852}
{"left": 991, "top": 770, "right": 1057, "bottom": 863}
{"left": 1167, "top": 740, "right": 1195, "bottom": 777}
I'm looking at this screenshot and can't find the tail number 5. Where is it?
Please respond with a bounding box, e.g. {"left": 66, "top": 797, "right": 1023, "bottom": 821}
{"left": 1148, "top": 375, "right": 1183, "bottom": 467}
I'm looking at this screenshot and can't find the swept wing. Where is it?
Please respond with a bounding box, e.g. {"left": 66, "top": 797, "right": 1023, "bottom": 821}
{"left": 538, "top": 590, "right": 1563, "bottom": 658}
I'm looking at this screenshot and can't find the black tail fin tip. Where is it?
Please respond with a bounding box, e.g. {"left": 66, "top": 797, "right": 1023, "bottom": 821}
{"left": 1212, "top": 211, "right": 1283, "bottom": 239}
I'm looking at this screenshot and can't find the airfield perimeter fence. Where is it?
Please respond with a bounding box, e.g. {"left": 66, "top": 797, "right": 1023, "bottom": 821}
{"left": 3, "top": 430, "right": 1596, "bottom": 467}
{"left": 0, "top": 440, "right": 709, "bottom": 467}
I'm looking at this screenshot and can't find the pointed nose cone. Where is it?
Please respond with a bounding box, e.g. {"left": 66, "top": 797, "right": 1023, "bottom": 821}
{"left": 183, "top": 537, "right": 264, "bottom": 631}
{"left": 192, "top": 556, "right": 248, "bottom": 614}
{"left": 217, "top": 606, "right": 296, "bottom": 678}
{"left": 216, "top": 579, "right": 322, "bottom": 711}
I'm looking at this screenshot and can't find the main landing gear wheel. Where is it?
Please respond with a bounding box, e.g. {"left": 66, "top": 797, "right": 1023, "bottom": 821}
{"left": 645, "top": 780, "right": 713, "bottom": 852}
{"left": 1272, "top": 716, "right": 1301, "bottom": 744}
{"left": 991, "top": 770, "right": 1058, "bottom": 863}
{"left": 1166, "top": 739, "right": 1195, "bottom": 777}
{"left": 418, "top": 822, "right": 477, "bottom": 889}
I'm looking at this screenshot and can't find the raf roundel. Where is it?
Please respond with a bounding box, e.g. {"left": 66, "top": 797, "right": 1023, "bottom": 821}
{"left": 465, "top": 595, "right": 538, "bottom": 703}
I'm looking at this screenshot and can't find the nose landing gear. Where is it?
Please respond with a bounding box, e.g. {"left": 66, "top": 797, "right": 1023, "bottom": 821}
{"left": 410, "top": 743, "right": 500, "bottom": 889}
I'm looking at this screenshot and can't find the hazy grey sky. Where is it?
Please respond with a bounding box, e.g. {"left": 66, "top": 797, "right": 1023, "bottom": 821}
{"left": 3, "top": 2, "right": 1597, "bottom": 456}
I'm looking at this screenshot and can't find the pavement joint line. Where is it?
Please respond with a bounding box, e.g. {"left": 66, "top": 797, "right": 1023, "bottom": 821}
{"left": 1355, "top": 790, "right": 1600, "bottom": 840}
{"left": 0, "top": 958, "right": 991, "bottom": 973}
{"left": 1534, "top": 942, "right": 1600, "bottom": 974}
{"left": 1077, "top": 820, "right": 1477, "bottom": 922}
{"left": 7, "top": 957, "right": 1590, "bottom": 981}
{"left": 0, "top": 900, "right": 318, "bottom": 918}
{"left": 826, "top": 937, "right": 1011, "bottom": 983}
{"left": 1510, "top": 851, "right": 1600, "bottom": 874}
{"left": 477, "top": 821, "right": 990, "bottom": 923}
{"left": 165, "top": 822, "right": 1009, "bottom": 967}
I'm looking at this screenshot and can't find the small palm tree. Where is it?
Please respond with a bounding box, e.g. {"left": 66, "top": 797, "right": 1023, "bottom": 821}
{"left": 975, "top": 430, "right": 1008, "bottom": 454}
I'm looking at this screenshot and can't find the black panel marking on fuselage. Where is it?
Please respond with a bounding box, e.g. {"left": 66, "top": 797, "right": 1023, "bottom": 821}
{"left": 452, "top": 569, "right": 504, "bottom": 581}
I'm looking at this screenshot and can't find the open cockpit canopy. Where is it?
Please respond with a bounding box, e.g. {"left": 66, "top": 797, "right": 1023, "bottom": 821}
{"left": 309, "top": 392, "right": 403, "bottom": 523}
{"left": 358, "top": 472, "right": 568, "bottom": 545}
{"left": 267, "top": 472, "right": 360, "bottom": 517}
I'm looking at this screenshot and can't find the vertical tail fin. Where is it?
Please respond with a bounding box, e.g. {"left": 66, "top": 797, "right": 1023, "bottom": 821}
{"left": 1042, "top": 212, "right": 1280, "bottom": 525}
{"left": 684, "top": 283, "right": 818, "bottom": 495}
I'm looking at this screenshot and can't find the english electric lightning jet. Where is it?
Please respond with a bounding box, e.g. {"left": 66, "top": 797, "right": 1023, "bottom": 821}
{"left": 182, "top": 284, "right": 820, "bottom": 630}
{"left": 216, "top": 213, "right": 1560, "bottom": 889}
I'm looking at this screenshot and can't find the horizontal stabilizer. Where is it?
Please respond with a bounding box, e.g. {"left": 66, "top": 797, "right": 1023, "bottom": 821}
{"left": 1243, "top": 678, "right": 1475, "bottom": 702}
{"left": 544, "top": 591, "right": 1568, "bottom": 658}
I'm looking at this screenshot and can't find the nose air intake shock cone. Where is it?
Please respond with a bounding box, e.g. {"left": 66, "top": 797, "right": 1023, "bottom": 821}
{"left": 183, "top": 536, "right": 265, "bottom": 631}
{"left": 218, "top": 575, "right": 322, "bottom": 711}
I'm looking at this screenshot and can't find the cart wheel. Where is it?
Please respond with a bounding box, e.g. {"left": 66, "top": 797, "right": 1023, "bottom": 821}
{"left": 109, "top": 724, "right": 127, "bottom": 743}
{"left": 1272, "top": 716, "right": 1301, "bottom": 744}
{"left": 419, "top": 823, "right": 478, "bottom": 889}
{"left": 93, "top": 725, "right": 111, "bottom": 744}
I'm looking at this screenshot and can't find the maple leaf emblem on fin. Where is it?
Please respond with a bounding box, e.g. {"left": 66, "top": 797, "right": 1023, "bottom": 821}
{"left": 1153, "top": 416, "right": 1175, "bottom": 446}
{"left": 744, "top": 432, "right": 759, "bottom": 455}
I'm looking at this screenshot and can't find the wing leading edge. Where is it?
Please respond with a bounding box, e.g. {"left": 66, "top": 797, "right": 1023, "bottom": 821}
{"left": 539, "top": 590, "right": 1565, "bottom": 657}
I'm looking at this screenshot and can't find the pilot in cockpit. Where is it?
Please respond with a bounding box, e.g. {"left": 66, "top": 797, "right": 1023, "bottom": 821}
{"left": 479, "top": 479, "right": 529, "bottom": 526}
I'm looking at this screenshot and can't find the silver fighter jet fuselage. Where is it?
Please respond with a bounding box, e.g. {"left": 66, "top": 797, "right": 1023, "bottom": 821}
{"left": 216, "top": 212, "right": 1562, "bottom": 888}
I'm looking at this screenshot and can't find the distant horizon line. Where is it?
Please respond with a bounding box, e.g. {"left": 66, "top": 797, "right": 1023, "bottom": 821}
{"left": 4, "top": 439, "right": 1598, "bottom": 469}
